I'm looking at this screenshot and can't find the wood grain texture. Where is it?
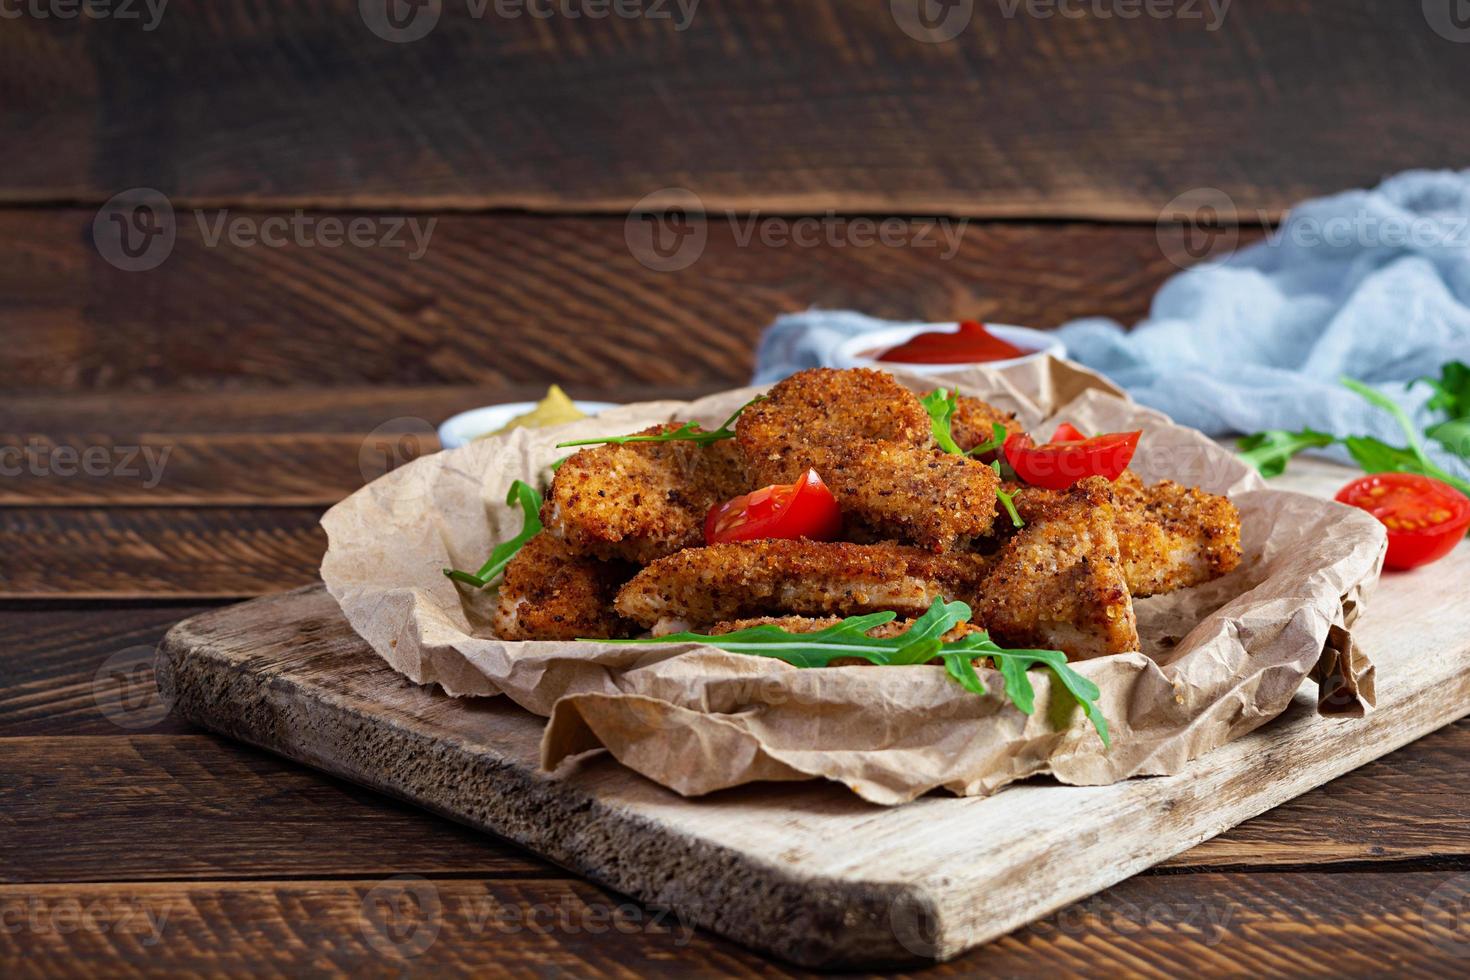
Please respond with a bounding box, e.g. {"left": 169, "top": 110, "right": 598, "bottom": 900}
{"left": 4, "top": 2, "right": 1466, "bottom": 216}
{"left": 0, "top": 737, "right": 543, "bottom": 883}
{"left": 0, "top": 508, "right": 325, "bottom": 599}
{"left": 154, "top": 550, "right": 1470, "bottom": 967}
{"left": 4, "top": 871, "right": 1469, "bottom": 978}
{"left": 2, "top": 209, "right": 1206, "bottom": 391}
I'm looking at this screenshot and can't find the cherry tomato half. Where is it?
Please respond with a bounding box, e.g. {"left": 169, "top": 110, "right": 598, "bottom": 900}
{"left": 1335, "top": 473, "right": 1470, "bottom": 570}
{"left": 1050, "top": 422, "right": 1087, "bottom": 443}
{"left": 704, "top": 469, "right": 843, "bottom": 545}
{"left": 1003, "top": 429, "right": 1142, "bottom": 491}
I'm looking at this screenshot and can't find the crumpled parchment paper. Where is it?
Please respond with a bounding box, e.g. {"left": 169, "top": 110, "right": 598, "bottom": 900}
{"left": 320, "top": 357, "right": 1386, "bottom": 805}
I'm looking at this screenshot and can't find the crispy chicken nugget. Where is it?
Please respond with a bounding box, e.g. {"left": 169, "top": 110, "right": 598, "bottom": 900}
{"left": 737, "top": 368, "right": 932, "bottom": 486}
{"left": 493, "top": 532, "right": 638, "bottom": 641}
{"left": 1110, "top": 471, "right": 1242, "bottom": 597}
{"left": 709, "top": 615, "right": 984, "bottom": 641}
{"left": 810, "top": 440, "right": 999, "bottom": 551}
{"left": 542, "top": 425, "right": 748, "bottom": 564}
{"left": 972, "top": 476, "right": 1139, "bottom": 660}
{"left": 951, "top": 395, "right": 1023, "bottom": 453}
{"left": 616, "top": 539, "right": 990, "bottom": 633}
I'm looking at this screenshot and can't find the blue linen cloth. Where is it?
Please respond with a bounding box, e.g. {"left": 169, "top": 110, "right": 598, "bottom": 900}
{"left": 753, "top": 170, "right": 1470, "bottom": 477}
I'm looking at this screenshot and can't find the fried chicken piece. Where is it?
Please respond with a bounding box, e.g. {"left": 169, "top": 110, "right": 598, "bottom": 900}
{"left": 1110, "top": 471, "right": 1243, "bottom": 597}
{"left": 542, "top": 425, "right": 748, "bottom": 564}
{"left": 493, "top": 532, "right": 638, "bottom": 641}
{"left": 972, "top": 477, "right": 1139, "bottom": 660}
{"left": 737, "top": 368, "right": 932, "bottom": 486}
{"left": 616, "top": 540, "right": 990, "bottom": 634}
{"left": 951, "top": 395, "right": 1023, "bottom": 454}
{"left": 709, "top": 615, "right": 984, "bottom": 641}
{"left": 810, "top": 440, "right": 1000, "bottom": 551}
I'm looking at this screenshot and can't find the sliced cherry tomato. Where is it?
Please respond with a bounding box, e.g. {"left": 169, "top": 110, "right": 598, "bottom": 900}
{"left": 1050, "top": 422, "right": 1087, "bottom": 443}
{"left": 1003, "top": 429, "right": 1141, "bottom": 491}
{"left": 1335, "top": 473, "right": 1470, "bottom": 570}
{"left": 704, "top": 469, "right": 843, "bottom": 545}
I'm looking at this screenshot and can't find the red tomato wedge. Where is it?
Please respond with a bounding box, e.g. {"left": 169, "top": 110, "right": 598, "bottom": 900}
{"left": 704, "top": 469, "right": 843, "bottom": 545}
{"left": 1003, "top": 428, "right": 1142, "bottom": 491}
{"left": 1050, "top": 422, "right": 1087, "bottom": 443}
{"left": 1335, "top": 473, "right": 1470, "bottom": 570}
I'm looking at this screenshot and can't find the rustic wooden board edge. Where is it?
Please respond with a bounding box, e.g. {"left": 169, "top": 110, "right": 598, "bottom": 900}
{"left": 155, "top": 580, "right": 1470, "bottom": 967}
{"left": 155, "top": 594, "right": 926, "bottom": 969}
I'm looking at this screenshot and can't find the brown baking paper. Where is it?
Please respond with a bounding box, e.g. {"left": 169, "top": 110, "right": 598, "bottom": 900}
{"left": 320, "top": 357, "right": 1387, "bottom": 806}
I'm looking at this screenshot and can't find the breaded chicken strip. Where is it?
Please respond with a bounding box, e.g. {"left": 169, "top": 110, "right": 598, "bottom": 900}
{"left": 710, "top": 615, "right": 984, "bottom": 641}
{"left": 1014, "top": 472, "right": 1243, "bottom": 598}
{"left": 972, "top": 477, "right": 1139, "bottom": 660}
{"left": 616, "top": 540, "right": 990, "bottom": 634}
{"left": 542, "top": 425, "right": 747, "bottom": 564}
{"left": 1111, "top": 471, "right": 1242, "bottom": 597}
{"left": 951, "top": 395, "right": 1023, "bottom": 454}
{"left": 493, "top": 532, "right": 638, "bottom": 641}
{"left": 810, "top": 440, "right": 1000, "bottom": 551}
{"left": 737, "top": 368, "right": 931, "bottom": 486}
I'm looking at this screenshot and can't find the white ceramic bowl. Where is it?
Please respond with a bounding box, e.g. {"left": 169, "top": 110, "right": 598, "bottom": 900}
{"left": 437, "top": 400, "right": 619, "bottom": 450}
{"left": 832, "top": 322, "right": 1065, "bottom": 376}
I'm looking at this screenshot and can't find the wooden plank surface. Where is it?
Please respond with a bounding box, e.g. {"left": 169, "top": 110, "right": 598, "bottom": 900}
{"left": 1, "top": 211, "right": 1184, "bottom": 392}
{"left": 4, "top": 870, "right": 1468, "bottom": 979}
{"left": 4, "top": 2, "right": 1466, "bottom": 216}
{"left": 153, "top": 528, "right": 1470, "bottom": 967}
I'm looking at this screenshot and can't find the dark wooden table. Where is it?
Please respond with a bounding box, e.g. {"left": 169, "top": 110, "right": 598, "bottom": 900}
{"left": 5, "top": 2, "right": 1470, "bottom": 975}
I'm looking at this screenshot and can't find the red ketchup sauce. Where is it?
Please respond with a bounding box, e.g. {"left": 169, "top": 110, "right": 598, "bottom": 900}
{"left": 875, "top": 321, "right": 1027, "bottom": 364}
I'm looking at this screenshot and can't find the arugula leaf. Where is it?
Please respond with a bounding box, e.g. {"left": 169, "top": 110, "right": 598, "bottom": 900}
{"left": 596, "top": 598, "right": 1109, "bottom": 745}
{"left": 443, "top": 480, "right": 544, "bottom": 589}
{"left": 1413, "top": 362, "right": 1470, "bottom": 419}
{"left": 556, "top": 396, "right": 765, "bottom": 449}
{"left": 1340, "top": 378, "right": 1470, "bottom": 497}
{"left": 1237, "top": 428, "right": 1336, "bottom": 478}
{"left": 966, "top": 421, "right": 1011, "bottom": 458}
{"left": 925, "top": 389, "right": 1025, "bottom": 528}
{"left": 1427, "top": 418, "right": 1470, "bottom": 461}
{"left": 921, "top": 388, "right": 965, "bottom": 455}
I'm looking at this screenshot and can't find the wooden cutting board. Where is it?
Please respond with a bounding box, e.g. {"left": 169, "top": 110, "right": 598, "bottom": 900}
{"left": 154, "top": 458, "right": 1470, "bottom": 968}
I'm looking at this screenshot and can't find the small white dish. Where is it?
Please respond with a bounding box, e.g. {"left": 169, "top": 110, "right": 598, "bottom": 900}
{"left": 438, "top": 401, "right": 619, "bottom": 450}
{"left": 832, "top": 322, "right": 1065, "bottom": 376}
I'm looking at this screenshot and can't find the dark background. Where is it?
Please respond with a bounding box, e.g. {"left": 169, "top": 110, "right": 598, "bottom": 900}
{"left": 5, "top": 1, "right": 1470, "bottom": 974}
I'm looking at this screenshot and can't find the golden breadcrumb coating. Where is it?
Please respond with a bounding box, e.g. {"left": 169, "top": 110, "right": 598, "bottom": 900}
{"left": 972, "top": 477, "right": 1139, "bottom": 660}
{"left": 737, "top": 368, "right": 932, "bottom": 486}
{"left": 810, "top": 440, "right": 999, "bottom": 552}
{"left": 1110, "top": 471, "right": 1243, "bottom": 597}
{"left": 542, "top": 424, "right": 748, "bottom": 564}
{"left": 493, "top": 532, "right": 638, "bottom": 641}
{"left": 708, "top": 615, "right": 984, "bottom": 641}
{"left": 616, "top": 539, "right": 990, "bottom": 633}
{"left": 951, "top": 395, "right": 1023, "bottom": 453}
{"left": 1015, "top": 472, "right": 1243, "bottom": 598}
